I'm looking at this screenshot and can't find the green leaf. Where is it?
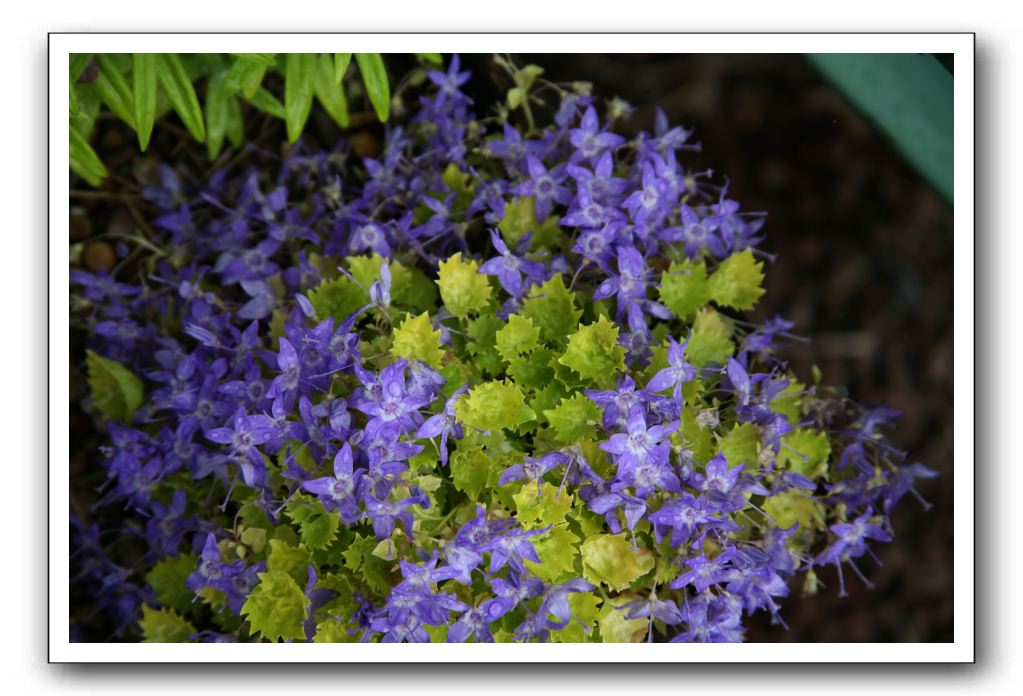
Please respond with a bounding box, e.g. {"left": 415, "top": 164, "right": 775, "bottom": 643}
{"left": 763, "top": 489, "right": 826, "bottom": 534}
{"left": 685, "top": 308, "right": 735, "bottom": 368}
{"left": 507, "top": 86, "right": 526, "bottom": 110}
{"left": 391, "top": 311, "right": 445, "bottom": 368}
{"left": 513, "top": 481, "right": 574, "bottom": 530}
{"left": 232, "top": 52, "right": 277, "bottom": 66}
{"left": 506, "top": 347, "right": 556, "bottom": 391}
{"left": 544, "top": 393, "right": 601, "bottom": 443}
{"left": 94, "top": 54, "right": 136, "bottom": 129}
{"left": 717, "top": 422, "right": 761, "bottom": 467}
{"left": 313, "top": 52, "right": 349, "bottom": 128}
{"left": 495, "top": 314, "right": 541, "bottom": 363}
{"left": 551, "top": 592, "right": 601, "bottom": 642}
{"left": 769, "top": 380, "right": 805, "bottom": 422}
{"left": 241, "top": 570, "right": 310, "bottom": 642}
{"left": 341, "top": 533, "right": 391, "bottom": 594}
{"left": 581, "top": 534, "right": 655, "bottom": 592}
{"left": 521, "top": 274, "right": 582, "bottom": 348}
{"left": 224, "top": 85, "right": 245, "bottom": 148}
{"left": 558, "top": 315, "right": 626, "bottom": 387}
{"left": 266, "top": 538, "right": 312, "bottom": 586}
{"left": 778, "top": 429, "right": 831, "bottom": 479}
{"left": 708, "top": 248, "right": 765, "bottom": 311}
{"left": 307, "top": 274, "right": 366, "bottom": 323}
{"left": 415, "top": 53, "right": 443, "bottom": 65}
{"left": 145, "top": 554, "right": 198, "bottom": 614}
{"left": 139, "top": 605, "right": 196, "bottom": 642}
{"left": 155, "top": 53, "right": 205, "bottom": 141}
{"left": 284, "top": 53, "right": 316, "bottom": 143}
{"left": 498, "top": 197, "right": 563, "bottom": 249}
{"left": 285, "top": 500, "right": 340, "bottom": 550}
{"left": 69, "top": 127, "right": 107, "bottom": 187}
{"left": 455, "top": 380, "right": 536, "bottom": 432}
{"left": 449, "top": 445, "right": 492, "bottom": 501}
{"left": 355, "top": 53, "right": 390, "bottom": 122}
{"left": 524, "top": 523, "right": 580, "bottom": 583}
{"left": 69, "top": 54, "right": 93, "bottom": 117}
{"left": 598, "top": 596, "right": 648, "bottom": 643}
{"left": 659, "top": 259, "right": 710, "bottom": 319}
{"left": 436, "top": 253, "right": 493, "bottom": 320}
{"left": 334, "top": 53, "right": 352, "bottom": 84}
{"left": 132, "top": 54, "right": 157, "bottom": 150}
{"left": 86, "top": 349, "right": 143, "bottom": 421}
{"left": 465, "top": 314, "right": 506, "bottom": 377}
{"left": 347, "top": 254, "right": 437, "bottom": 312}
{"left": 224, "top": 56, "right": 268, "bottom": 97}
{"left": 244, "top": 86, "right": 286, "bottom": 119}
{"left": 204, "top": 69, "right": 233, "bottom": 160}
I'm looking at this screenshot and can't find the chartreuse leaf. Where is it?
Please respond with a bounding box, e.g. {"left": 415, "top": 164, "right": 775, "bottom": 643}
{"left": 522, "top": 274, "right": 582, "bottom": 348}
{"left": 145, "top": 553, "right": 198, "bottom": 614}
{"left": 659, "top": 259, "right": 710, "bottom": 319}
{"left": 94, "top": 54, "right": 136, "bottom": 130}
{"left": 778, "top": 429, "right": 831, "bottom": 479}
{"left": 86, "top": 349, "right": 144, "bottom": 421}
{"left": 139, "top": 605, "right": 196, "bottom": 642}
{"left": 313, "top": 52, "right": 349, "bottom": 128}
{"left": 307, "top": 275, "right": 366, "bottom": 323}
{"left": 770, "top": 380, "right": 805, "bottom": 422}
{"left": 232, "top": 52, "right": 276, "bottom": 66}
{"left": 355, "top": 53, "right": 390, "bottom": 122}
{"left": 465, "top": 314, "right": 505, "bottom": 377}
{"left": 225, "top": 55, "right": 268, "bottom": 98}
{"left": 550, "top": 592, "right": 602, "bottom": 643}
{"left": 513, "top": 482, "right": 573, "bottom": 529}
{"left": 708, "top": 248, "right": 765, "bottom": 310}
{"left": 392, "top": 312, "right": 445, "bottom": 368}
{"left": 416, "top": 53, "right": 443, "bottom": 65}
{"left": 437, "top": 253, "right": 492, "bottom": 320}
{"left": 559, "top": 315, "right": 626, "bottom": 387}
{"left": 764, "top": 490, "right": 826, "bottom": 535}
{"left": 334, "top": 53, "right": 352, "bottom": 84}
{"left": 581, "top": 533, "right": 655, "bottom": 592}
{"left": 341, "top": 533, "right": 391, "bottom": 594}
{"left": 455, "top": 380, "right": 536, "bottom": 432}
{"left": 347, "top": 253, "right": 437, "bottom": 312}
{"left": 495, "top": 314, "right": 541, "bottom": 363}
{"left": 69, "top": 128, "right": 107, "bottom": 187}
{"left": 544, "top": 393, "right": 600, "bottom": 443}
{"left": 499, "top": 196, "right": 562, "bottom": 249}
{"left": 314, "top": 617, "right": 360, "bottom": 643}
{"left": 155, "top": 53, "right": 205, "bottom": 142}
{"left": 241, "top": 570, "right": 310, "bottom": 642}
{"left": 266, "top": 538, "right": 312, "bottom": 586}
{"left": 507, "top": 347, "right": 556, "bottom": 391}
{"left": 285, "top": 53, "right": 316, "bottom": 143}
{"left": 449, "top": 445, "right": 492, "bottom": 501}
{"left": 285, "top": 499, "right": 340, "bottom": 550}
{"left": 245, "top": 86, "right": 286, "bottom": 119}
{"left": 685, "top": 307, "right": 734, "bottom": 368}
{"left": 598, "top": 596, "right": 648, "bottom": 643}
{"left": 525, "top": 523, "right": 581, "bottom": 583}
{"left": 132, "top": 54, "right": 157, "bottom": 150}
{"left": 717, "top": 422, "right": 761, "bottom": 467}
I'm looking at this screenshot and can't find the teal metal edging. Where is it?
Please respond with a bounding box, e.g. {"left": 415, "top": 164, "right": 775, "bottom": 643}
{"left": 806, "top": 53, "right": 953, "bottom": 205}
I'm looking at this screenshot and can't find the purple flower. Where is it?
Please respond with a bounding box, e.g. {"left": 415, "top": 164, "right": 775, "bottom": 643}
{"left": 477, "top": 229, "right": 545, "bottom": 298}
{"left": 301, "top": 443, "right": 364, "bottom": 523}
{"left": 510, "top": 156, "right": 572, "bottom": 222}
{"left": 646, "top": 336, "right": 697, "bottom": 401}
{"left": 568, "top": 106, "right": 625, "bottom": 163}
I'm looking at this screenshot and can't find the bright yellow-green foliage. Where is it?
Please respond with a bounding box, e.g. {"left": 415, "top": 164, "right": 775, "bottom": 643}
{"left": 499, "top": 196, "right": 562, "bottom": 249}
{"left": 779, "top": 429, "right": 832, "bottom": 479}
{"left": 708, "top": 248, "right": 766, "bottom": 310}
{"left": 139, "top": 605, "right": 196, "bottom": 643}
{"left": 241, "top": 570, "right": 311, "bottom": 642}
{"left": 285, "top": 498, "right": 341, "bottom": 550}
{"left": 581, "top": 533, "right": 655, "bottom": 592}
{"left": 86, "top": 349, "right": 144, "bottom": 421}
{"left": 717, "top": 422, "right": 761, "bottom": 467}
{"left": 266, "top": 539, "right": 312, "bottom": 586}
{"left": 495, "top": 314, "right": 542, "bottom": 363}
{"left": 513, "top": 481, "right": 574, "bottom": 529}
{"left": 558, "top": 315, "right": 627, "bottom": 387}
{"left": 449, "top": 444, "right": 495, "bottom": 500}
{"left": 544, "top": 393, "right": 601, "bottom": 443}
{"left": 598, "top": 596, "right": 649, "bottom": 642}
{"left": 550, "top": 591, "right": 601, "bottom": 642}
{"left": 685, "top": 307, "right": 735, "bottom": 367}
{"left": 145, "top": 553, "right": 198, "bottom": 614}
{"left": 437, "top": 253, "right": 493, "bottom": 319}
{"left": 659, "top": 259, "right": 711, "bottom": 319}
{"left": 521, "top": 274, "right": 582, "bottom": 346}
{"left": 391, "top": 312, "right": 445, "bottom": 368}
{"left": 455, "top": 380, "right": 536, "bottom": 432}
{"left": 524, "top": 523, "right": 582, "bottom": 583}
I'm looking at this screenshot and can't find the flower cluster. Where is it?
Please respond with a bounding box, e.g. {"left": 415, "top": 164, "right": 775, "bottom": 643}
{"left": 69, "top": 55, "right": 935, "bottom": 643}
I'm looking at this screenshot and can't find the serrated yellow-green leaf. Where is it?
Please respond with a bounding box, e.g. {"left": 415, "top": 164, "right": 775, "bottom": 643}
{"left": 314, "top": 617, "right": 360, "bottom": 642}
{"left": 240, "top": 526, "right": 268, "bottom": 554}
{"left": 437, "top": 253, "right": 493, "bottom": 320}
{"left": 513, "top": 481, "right": 574, "bottom": 530}
{"left": 455, "top": 380, "right": 536, "bottom": 432}
{"left": 285, "top": 500, "right": 340, "bottom": 550}
{"left": 708, "top": 248, "right": 765, "bottom": 310}
{"left": 495, "top": 314, "right": 541, "bottom": 363}
{"left": 544, "top": 393, "right": 600, "bottom": 443}
{"left": 685, "top": 308, "right": 735, "bottom": 368}
{"left": 770, "top": 380, "right": 805, "bottom": 422}
{"left": 241, "top": 570, "right": 310, "bottom": 642}
{"left": 558, "top": 315, "right": 626, "bottom": 387}
{"left": 581, "top": 534, "right": 655, "bottom": 592}
{"left": 678, "top": 407, "right": 715, "bottom": 463}
{"left": 717, "top": 422, "right": 761, "bottom": 467}
{"left": 266, "top": 539, "right": 311, "bottom": 586}
{"left": 392, "top": 312, "right": 445, "bottom": 368}
{"left": 139, "top": 605, "right": 196, "bottom": 642}
{"left": 598, "top": 596, "right": 648, "bottom": 642}
{"left": 86, "top": 349, "right": 144, "bottom": 421}
{"left": 507, "top": 347, "right": 556, "bottom": 390}
{"left": 521, "top": 274, "right": 582, "bottom": 347}
{"left": 449, "top": 445, "right": 493, "bottom": 500}
{"left": 763, "top": 489, "right": 827, "bottom": 533}
{"left": 778, "top": 429, "right": 831, "bottom": 479}
{"left": 524, "top": 523, "right": 580, "bottom": 583}
{"left": 466, "top": 313, "right": 505, "bottom": 377}
{"left": 341, "top": 534, "right": 392, "bottom": 594}
{"left": 499, "top": 196, "right": 562, "bottom": 249}
{"left": 348, "top": 254, "right": 437, "bottom": 312}
{"left": 145, "top": 554, "right": 198, "bottom": 614}
{"left": 659, "top": 259, "right": 710, "bottom": 319}
{"left": 551, "top": 592, "right": 602, "bottom": 642}
{"left": 307, "top": 275, "right": 365, "bottom": 322}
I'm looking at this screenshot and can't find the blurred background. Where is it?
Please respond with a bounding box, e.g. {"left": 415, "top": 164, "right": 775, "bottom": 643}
{"left": 505, "top": 53, "right": 954, "bottom": 642}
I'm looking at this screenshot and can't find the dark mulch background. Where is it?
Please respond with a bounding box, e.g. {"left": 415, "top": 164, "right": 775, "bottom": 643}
{"left": 70, "top": 53, "right": 954, "bottom": 642}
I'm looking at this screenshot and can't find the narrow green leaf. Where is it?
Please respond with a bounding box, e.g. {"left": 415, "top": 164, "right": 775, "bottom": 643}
{"left": 244, "top": 87, "right": 286, "bottom": 120}
{"left": 94, "top": 54, "right": 136, "bottom": 129}
{"left": 69, "top": 54, "right": 92, "bottom": 117}
{"left": 225, "top": 92, "right": 245, "bottom": 148}
{"left": 69, "top": 127, "right": 107, "bottom": 187}
{"left": 155, "top": 53, "right": 206, "bottom": 142}
{"left": 205, "top": 69, "right": 231, "bottom": 160}
{"left": 334, "top": 53, "right": 352, "bottom": 84}
{"left": 132, "top": 54, "right": 157, "bottom": 150}
{"left": 415, "top": 53, "right": 443, "bottom": 65}
{"left": 313, "top": 52, "right": 349, "bottom": 128}
{"left": 354, "top": 53, "right": 390, "bottom": 122}
{"left": 231, "top": 52, "right": 277, "bottom": 66}
{"left": 284, "top": 53, "right": 316, "bottom": 143}
{"left": 224, "top": 56, "right": 267, "bottom": 97}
